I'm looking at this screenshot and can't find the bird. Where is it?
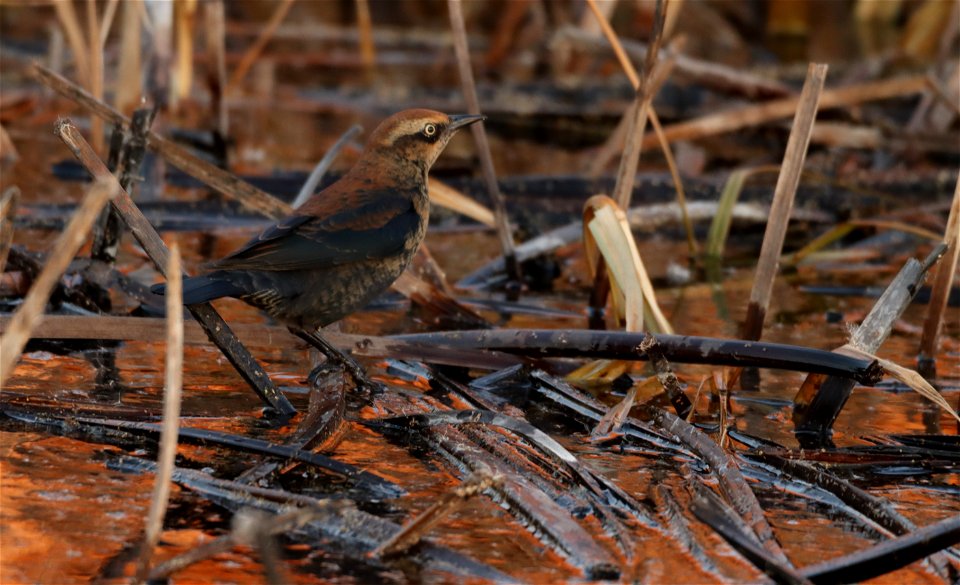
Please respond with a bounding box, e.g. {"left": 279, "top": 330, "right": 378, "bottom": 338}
{"left": 151, "top": 110, "right": 484, "bottom": 335}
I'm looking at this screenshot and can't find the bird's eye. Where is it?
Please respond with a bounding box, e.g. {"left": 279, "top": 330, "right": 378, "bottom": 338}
{"left": 423, "top": 123, "right": 437, "bottom": 137}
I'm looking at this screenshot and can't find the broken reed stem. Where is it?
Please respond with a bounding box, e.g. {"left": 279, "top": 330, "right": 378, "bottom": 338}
{"left": 0, "top": 178, "right": 117, "bottom": 387}
{"left": 116, "top": 0, "right": 143, "bottom": 115}
{"left": 226, "top": 0, "right": 295, "bottom": 94}
{"left": 584, "top": 0, "right": 696, "bottom": 256}
{"left": 447, "top": 0, "right": 521, "bottom": 285}
{"left": 98, "top": 0, "right": 120, "bottom": 47}
{"left": 85, "top": 0, "right": 104, "bottom": 154}
{"left": 373, "top": 471, "right": 502, "bottom": 557}
{"left": 741, "top": 63, "right": 828, "bottom": 341}
{"left": 606, "top": 0, "right": 669, "bottom": 209}
{"left": 292, "top": 124, "right": 362, "bottom": 209}
{"left": 918, "top": 178, "right": 960, "bottom": 378}
{"left": 355, "top": 0, "right": 376, "bottom": 74}
{"left": 54, "top": 119, "right": 295, "bottom": 416}
{"left": 204, "top": 0, "right": 229, "bottom": 136}
{"left": 0, "top": 186, "right": 21, "bottom": 274}
{"left": 793, "top": 252, "right": 938, "bottom": 443}
{"left": 34, "top": 64, "right": 292, "bottom": 220}
{"left": 135, "top": 243, "right": 184, "bottom": 582}
{"left": 53, "top": 0, "right": 90, "bottom": 87}
{"left": 639, "top": 74, "right": 928, "bottom": 150}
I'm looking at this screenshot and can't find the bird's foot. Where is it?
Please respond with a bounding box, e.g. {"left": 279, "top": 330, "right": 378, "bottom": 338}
{"left": 293, "top": 328, "right": 385, "bottom": 393}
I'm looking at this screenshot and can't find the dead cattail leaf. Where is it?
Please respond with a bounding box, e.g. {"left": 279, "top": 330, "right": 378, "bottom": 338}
{"left": 705, "top": 166, "right": 780, "bottom": 258}
{"left": 837, "top": 345, "right": 960, "bottom": 423}
{"left": 585, "top": 195, "right": 673, "bottom": 333}
{"left": 784, "top": 220, "right": 944, "bottom": 267}
{"left": 429, "top": 179, "right": 496, "bottom": 227}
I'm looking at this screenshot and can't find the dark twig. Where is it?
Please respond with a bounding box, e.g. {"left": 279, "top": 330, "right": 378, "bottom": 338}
{"left": 447, "top": 0, "right": 521, "bottom": 288}
{"left": 800, "top": 515, "right": 960, "bottom": 584}
{"left": 93, "top": 107, "right": 158, "bottom": 263}
{"left": 689, "top": 483, "right": 809, "bottom": 584}
{"left": 640, "top": 333, "right": 693, "bottom": 418}
{"left": 390, "top": 329, "right": 882, "bottom": 383}
{"left": 647, "top": 407, "right": 790, "bottom": 562}
{"left": 54, "top": 119, "right": 296, "bottom": 416}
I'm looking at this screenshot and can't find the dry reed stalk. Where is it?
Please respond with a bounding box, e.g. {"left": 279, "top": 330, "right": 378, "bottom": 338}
{"left": 584, "top": 0, "right": 695, "bottom": 255}
{"left": 0, "top": 187, "right": 21, "bottom": 274}
{"left": 721, "top": 64, "right": 822, "bottom": 392}
{"left": 135, "top": 243, "right": 184, "bottom": 581}
{"left": 918, "top": 178, "right": 960, "bottom": 379}
{"left": 226, "top": 0, "right": 295, "bottom": 94}
{"left": 174, "top": 0, "right": 197, "bottom": 106}
{"left": 741, "top": 63, "right": 828, "bottom": 341}
{"left": 0, "top": 179, "right": 117, "bottom": 387}
{"left": 204, "top": 0, "right": 228, "bottom": 136}
{"left": 0, "top": 123, "right": 18, "bottom": 166}
{"left": 578, "top": 0, "right": 616, "bottom": 36}
{"left": 429, "top": 179, "right": 495, "bottom": 227}
{"left": 86, "top": 0, "right": 104, "bottom": 153}
{"left": 355, "top": 0, "right": 376, "bottom": 75}
{"left": 116, "top": 0, "right": 143, "bottom": 114}
{"left": 98, "top": 0, "right": 120, "bottom": 47}
{"left": 638, "top": 74, "right": 927, "bottom": 149}
{"left": 53, "top": 0, "right": 90, "bottom": 87}
{"left": 35, "top": 64, "right": 291, "bottom": 220}
{"left": 587, "top": 0, "right": 669, "bottom": 209}
{"left": 447, "top": 0, "right": 521, "bottom": 284}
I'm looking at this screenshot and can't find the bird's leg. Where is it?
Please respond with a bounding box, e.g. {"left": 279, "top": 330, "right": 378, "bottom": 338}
{"left": 291, "top": 327, "right": 382, "bottom": 392}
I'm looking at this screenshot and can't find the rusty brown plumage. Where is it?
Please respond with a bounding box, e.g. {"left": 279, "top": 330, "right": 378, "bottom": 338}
{"left": 152, "top": 109, "right": 483, "bottom": 331}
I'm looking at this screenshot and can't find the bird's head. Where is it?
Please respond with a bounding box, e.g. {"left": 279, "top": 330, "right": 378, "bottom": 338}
{"left": 359, "top": 109, "right": 485, "bottom": 183}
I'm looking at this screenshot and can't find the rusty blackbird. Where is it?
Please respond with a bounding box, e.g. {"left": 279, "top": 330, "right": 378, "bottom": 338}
{"left": 152, "top": 109, "right": 483, "bottom": 331}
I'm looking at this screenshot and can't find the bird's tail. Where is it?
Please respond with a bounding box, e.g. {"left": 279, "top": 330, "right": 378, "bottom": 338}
{"left": 150, "top": 273, "right": 241, "bottom": 305}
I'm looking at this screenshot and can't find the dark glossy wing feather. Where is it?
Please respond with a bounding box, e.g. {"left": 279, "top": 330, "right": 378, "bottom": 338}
{"left": 212, "top": 194, "right": 417, "bottom": 272}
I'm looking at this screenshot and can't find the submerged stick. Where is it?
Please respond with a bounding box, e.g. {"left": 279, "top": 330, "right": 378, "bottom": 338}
{"left": 55, "top": 119, "right": 295, "bottom": 416}
{"left": 447, "top": 0, "right": 521, "bottom": 286}
{"left": 0, "top": 178, "right": 116, "bottom": 387}
{"left": 136, "top": 243, "right": 184, "bottom": 581}
{"left": 742, "top": 64, "right": 828, "bottom": 341}
{"left": 373, "top": 471, "right": 502, "bottom": 557}
{"left": 918, "top": 177, "right": 960, "bottom": 379}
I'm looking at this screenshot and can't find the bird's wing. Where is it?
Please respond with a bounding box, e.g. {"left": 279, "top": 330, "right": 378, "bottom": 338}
{"left": 211, "top": 193, "right": 418, "bottom": 271}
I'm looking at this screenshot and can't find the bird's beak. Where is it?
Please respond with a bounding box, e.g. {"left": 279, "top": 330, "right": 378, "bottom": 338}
{"left": 448, "top": 114, "right": 486, "bottom": 131}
